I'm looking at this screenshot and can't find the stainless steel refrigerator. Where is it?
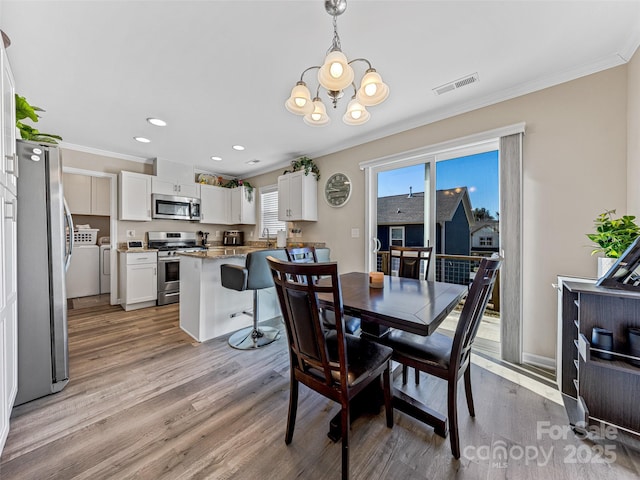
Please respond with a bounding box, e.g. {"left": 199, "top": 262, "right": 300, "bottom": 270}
{"left": 15, "top": 139, "right": 71, "bottom": 405}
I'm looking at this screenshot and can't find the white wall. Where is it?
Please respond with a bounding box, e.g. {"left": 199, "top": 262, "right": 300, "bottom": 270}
{"left": 628, "top": 48, "right": 640, "bottom": 215}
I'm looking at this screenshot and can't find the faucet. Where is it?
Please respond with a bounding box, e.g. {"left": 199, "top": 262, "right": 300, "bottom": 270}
{"left": 262, "top": 227, "right": 273, "bottom": 248}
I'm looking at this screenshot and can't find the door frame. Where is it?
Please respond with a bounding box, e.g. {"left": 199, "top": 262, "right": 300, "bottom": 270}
{"left": 360, "top": 123, "right": 525, "bottom": 363}
{"left": 62, "top": 166, "right": 118, "bottom": 305}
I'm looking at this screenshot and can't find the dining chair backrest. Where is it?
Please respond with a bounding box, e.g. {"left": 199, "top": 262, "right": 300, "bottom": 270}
{"left": 390, "top": 245, "right": 433, "bottom": 280}
{"left": 285, "top": 246, "right": 318, "bottom": 264}
{"left": 267, "top": 256, "right": 349, "bottom": 389}
{"left": 451, "top": 257, "right": 501, "bottom": 370}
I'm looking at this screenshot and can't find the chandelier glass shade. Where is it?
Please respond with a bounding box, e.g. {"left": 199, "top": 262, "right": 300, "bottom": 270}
{"left": 285, "top": 0, "right": 389, "bottom": 127}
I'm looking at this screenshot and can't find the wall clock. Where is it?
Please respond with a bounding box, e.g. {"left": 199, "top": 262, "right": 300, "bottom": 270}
{"left": 324, "top": 172, "right": 352, "bottom": 207}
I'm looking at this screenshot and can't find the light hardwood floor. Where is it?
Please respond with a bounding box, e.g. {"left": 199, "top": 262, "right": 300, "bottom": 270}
{"left": 1, "top": 302, "right": 639, "bottom": 479}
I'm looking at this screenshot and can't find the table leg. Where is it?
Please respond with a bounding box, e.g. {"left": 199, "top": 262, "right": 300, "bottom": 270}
{"left": 327, "top": 381, "right": 384, "bottom": 442}
{"left": 392, "top": 388, "right": 448, "bottom": 438}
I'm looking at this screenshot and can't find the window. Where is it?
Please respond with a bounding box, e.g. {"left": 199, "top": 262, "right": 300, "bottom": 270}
{"left": 260, "top": 185, "right": 286, "bottom": 237}
{"left": 480, "top": 236, "right": 493, "bottom": 246}
{"left": 390, "top": 226, "right": 405, "bottom": 246}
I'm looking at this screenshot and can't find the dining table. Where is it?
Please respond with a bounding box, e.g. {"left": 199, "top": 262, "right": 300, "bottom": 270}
{"left": 317, "top": 272, "right": 468, "bottom": 441}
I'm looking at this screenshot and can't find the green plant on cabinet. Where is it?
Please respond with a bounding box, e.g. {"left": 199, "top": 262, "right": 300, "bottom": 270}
{"left": 15, "top": 94, "right": 62, "bottom": 144}
{"left": 283, "top": 156, "right": 320, "bottom": 181}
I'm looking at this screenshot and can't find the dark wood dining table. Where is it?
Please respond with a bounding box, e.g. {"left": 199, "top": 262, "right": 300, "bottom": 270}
{"left": 317, "top": 272, "right": 468, "bottom": 440}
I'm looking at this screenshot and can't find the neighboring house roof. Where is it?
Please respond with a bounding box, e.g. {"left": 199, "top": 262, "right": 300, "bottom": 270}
{"left": 471, "top": 220, "right": 500, "bottom": 235}
{"left": 377, "top": 191, "right": 425, "bottom": 225}
{"left": 377, "top": 188, "right": 475, "bottom": 227}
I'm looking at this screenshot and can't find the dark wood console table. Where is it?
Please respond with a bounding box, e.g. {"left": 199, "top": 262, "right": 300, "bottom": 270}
{"left": 559, "top": 281, "right": 640, "bottom": 435}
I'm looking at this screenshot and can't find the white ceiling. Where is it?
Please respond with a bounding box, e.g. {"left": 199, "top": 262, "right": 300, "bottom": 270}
{"left": 2, "top": 1, "right": 639, "bottom": 177}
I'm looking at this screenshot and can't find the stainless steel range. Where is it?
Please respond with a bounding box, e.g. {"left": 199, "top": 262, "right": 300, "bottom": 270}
{"left": 147, "top": 231, "right": 206, "bottom": 305}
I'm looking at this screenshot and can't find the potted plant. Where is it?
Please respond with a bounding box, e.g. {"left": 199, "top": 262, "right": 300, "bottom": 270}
{"left": 587, "top": 209, "right": 640, "bottom": 276}
{"left": 223, "top": 178, "right": 254, "bottom": 201}
{"left": 283, "top": 156, "right": 320, "bottom": 181}
{"left": 15, "top": 94, "right": 62, "bottom": 144}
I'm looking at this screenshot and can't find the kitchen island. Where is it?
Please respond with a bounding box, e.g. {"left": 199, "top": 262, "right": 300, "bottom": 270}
{"left": 178, "top": 247, "right": 282, "bottom": 342}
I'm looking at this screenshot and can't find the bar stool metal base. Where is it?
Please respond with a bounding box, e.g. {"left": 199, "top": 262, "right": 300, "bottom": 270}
{"left": 228, "top": 325, "right": 280, "bottom": 350}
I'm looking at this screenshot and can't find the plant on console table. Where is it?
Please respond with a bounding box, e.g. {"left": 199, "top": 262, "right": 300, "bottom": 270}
{"left": 283, "top": 156, "right": 320, "bottom": 181}
{"left": 587, "top": 209, "right": 640, "bottom": 276}
{"left": 223, "top": 178, "right": 254, "bottom": 201}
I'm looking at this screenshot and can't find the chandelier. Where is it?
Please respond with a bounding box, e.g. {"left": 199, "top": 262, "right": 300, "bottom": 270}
{"left": 285, "top": 0, "right": 389, "bottom": 126}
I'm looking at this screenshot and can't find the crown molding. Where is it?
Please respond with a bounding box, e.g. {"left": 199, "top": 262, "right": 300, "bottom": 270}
{"left": 59, "top": 142, "right": 153, "bottom": 164}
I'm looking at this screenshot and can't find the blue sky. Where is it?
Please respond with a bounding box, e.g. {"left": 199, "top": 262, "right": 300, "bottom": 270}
{"left": 377, "top": 150, "right": 499, "bottom": 216}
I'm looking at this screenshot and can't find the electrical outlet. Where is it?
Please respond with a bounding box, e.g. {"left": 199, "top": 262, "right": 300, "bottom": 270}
{"left": 126, "top": 230, "right": 135, "bottom": 238}
{"left": 351, "top": 228, "right": 360, "bottom": 238}
{"left": 215, "top": 230, "right": 221, "bottom": 237}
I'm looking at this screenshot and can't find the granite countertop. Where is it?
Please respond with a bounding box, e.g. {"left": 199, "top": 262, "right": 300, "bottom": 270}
{"left": 179, "top": 246, "right": 280, "bottom": 260}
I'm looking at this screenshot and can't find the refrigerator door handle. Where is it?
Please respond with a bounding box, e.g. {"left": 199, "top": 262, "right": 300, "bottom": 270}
{"left": 64, "top": 197, "right": 74, "bottom": 272}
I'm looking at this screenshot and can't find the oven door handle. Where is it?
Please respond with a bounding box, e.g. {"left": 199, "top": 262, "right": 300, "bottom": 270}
{"left": 158, "top": 257, "right": 181, "bottom": 263}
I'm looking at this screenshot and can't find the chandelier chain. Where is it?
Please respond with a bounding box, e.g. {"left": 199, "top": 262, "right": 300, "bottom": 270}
{"left": 330, "top": 14, "right": 342, "bottom": 53}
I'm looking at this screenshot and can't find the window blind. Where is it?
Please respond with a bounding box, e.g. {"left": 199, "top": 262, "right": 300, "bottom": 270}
{"left": 260, "top": 185, "right": 286, "bottom": 236}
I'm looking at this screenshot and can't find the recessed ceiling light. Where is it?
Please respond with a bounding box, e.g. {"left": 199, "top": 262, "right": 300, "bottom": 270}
{"left": 147, "top": 117, "right": 167, "bottom": 127}
{"left": 232, "top": 145, "right": 245, "bottom": 151}
{"left": 134, "top": 136, "right": 151, "bottom": 143}
{"left": 211, "top": 156, "right": 222, "bottom": 161}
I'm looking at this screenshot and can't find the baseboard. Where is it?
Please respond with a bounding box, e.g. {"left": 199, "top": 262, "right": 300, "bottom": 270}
{"left": 522, "top": 352, "right": 556, "bottom": 371}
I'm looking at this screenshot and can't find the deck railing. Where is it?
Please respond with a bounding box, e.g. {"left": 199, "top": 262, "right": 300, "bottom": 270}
{"left": 376, "top": 251, "right": 500, "bottom": 312}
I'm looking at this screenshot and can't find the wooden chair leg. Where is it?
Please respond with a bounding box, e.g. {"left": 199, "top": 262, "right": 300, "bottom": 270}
{"left": 464, "top": 366, "right": 475, "bottom": 417}
{"left": 402, "top": 364, "right": 408, "bottom": 384}
{"left": 285, "top": 378, "right": 299, "bottom": 444}
{"left": 447, "top": 379, "right": 461, "bottom": 459}
{"left": 383, "top": 364, "right": 394, "bottom": 428}
{"left": 341, "top": 402, "right": 350, "bottom": 480}
{"left": 414, "top": 367, "right": 420, "bottom": 384}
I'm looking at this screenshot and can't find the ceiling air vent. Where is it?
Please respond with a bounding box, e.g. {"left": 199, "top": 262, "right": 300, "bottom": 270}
{"left": 433, "top": 73, "right": 479, "bottom": 96}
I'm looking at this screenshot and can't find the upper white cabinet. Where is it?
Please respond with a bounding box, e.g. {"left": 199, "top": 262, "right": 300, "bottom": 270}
{"left": 152, "top": 158, "right": 198, "bottom": 198}
{"left": 119, "top": 171, "right": 152, "bottom": 221}
{"left": 151, "top": 177, "right": 199, "bottom": 198}
{"left": 0, "top": 43, "right": 17, "bottom": 456}
{"left": 278, "top": 171, "right": 317, "bottom": 222}
{"left": 200, "top": 184, "right": 230, "bottom": 225}
{"left": 230, "top": 187, "right": 256, "bottom": 225}
{"left": 63, "top": 173, "right": 110, "bottom": 216}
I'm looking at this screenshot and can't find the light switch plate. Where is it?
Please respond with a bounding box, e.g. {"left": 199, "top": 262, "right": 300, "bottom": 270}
{"left": 351, "top": 228, "right": 360, "bottom": 238}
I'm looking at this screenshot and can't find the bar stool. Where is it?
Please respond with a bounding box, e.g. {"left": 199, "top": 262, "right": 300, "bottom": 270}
{"left": 221, "top": 249, "right": 287, "bottom": 349}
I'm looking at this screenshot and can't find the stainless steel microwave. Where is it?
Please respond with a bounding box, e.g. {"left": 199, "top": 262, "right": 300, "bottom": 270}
{"left": 152, "top": 194, "right": 201, "bottom": 221}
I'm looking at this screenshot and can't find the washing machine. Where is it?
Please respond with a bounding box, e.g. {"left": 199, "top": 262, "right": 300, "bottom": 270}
{"left": 99, "top": 244, "right": 111, "bottom": 294}
{"left": 66, "top": 245, "right": 100, "bottom": 298}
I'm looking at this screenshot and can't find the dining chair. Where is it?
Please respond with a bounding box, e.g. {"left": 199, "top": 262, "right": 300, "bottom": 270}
{"left": 266, "top": 256, "right": 394, "bottom": 480}
{"left": 390, "top": 245, "right": 434, "bottom": 384}
{"left": 376, "top": 256, "right": 501, "bottom": 459}
{"left": 285, "top": 246, "right": 360, "bottom": 335}
{"left": 389, "top": 245, "right": 433, "bottom": 280}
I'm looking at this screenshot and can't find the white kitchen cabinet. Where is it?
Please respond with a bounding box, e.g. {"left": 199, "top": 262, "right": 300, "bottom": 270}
{"left": 91, "top": 176, "right": 111, "bottom": 215}
{"left": 151, "top": 176, "right": 198, "bottom": 198}
{"left": 63, "top": 173, "right": 110, "bottom": 216}
{"left": 63, "top": 172, "right": 91, "bottom": 214}
{"left": 230, "top": 187, "right": 255, "bottom": 225}
{"left": 1, "top": 47, "right": 16, "bottom": 197}
{"left": 152, "top": 158, "right": 198, "bottom": 198}
{"left": 118, "top": 171, "right": 152, "bottom": 221}
{"left": 200, "top": 184, "right": 230, "bottom": 225}
{"left": 119, "top": 251, "right": 157, "bottom": 311}
{"left": 278, "top": 170, "right": 317, "bottom": 222}
{"left": 0, "top": 44, "right": 17, "bottom": 456}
